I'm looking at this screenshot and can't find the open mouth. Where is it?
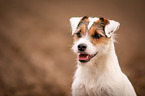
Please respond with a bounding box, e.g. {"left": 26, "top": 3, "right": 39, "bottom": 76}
{"left": 78, "top": 52, "right": 98, "bottom": 63}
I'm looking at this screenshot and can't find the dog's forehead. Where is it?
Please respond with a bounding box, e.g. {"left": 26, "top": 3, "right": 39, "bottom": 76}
{"left": 70, "top": 17, "right": 100, "bottom": 35}
{"left": 70, "top": 16, "right": 120, "bottom": 37}
{"left": 88, "top": 17, "right": 99, "bottom": 30}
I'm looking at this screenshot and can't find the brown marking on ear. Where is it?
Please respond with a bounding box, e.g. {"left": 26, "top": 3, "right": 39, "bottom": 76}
{"left": 81, "top": 16, "right": 89, "bottom": 22}
{"left": 77, "top": 16, "right": 89, "bottom": 29}
{"left": 99, "top": 17, "right": 109, "bottom": 25}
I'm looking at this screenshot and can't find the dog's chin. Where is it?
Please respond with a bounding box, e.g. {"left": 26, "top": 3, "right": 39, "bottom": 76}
{"left": 78, "top": 52, "right": 98, "bottom": 63}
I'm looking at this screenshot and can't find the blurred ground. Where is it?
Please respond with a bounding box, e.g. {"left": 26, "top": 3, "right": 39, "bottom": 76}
{"left": 0, "top": 0, "right": 145, "bottom": 96}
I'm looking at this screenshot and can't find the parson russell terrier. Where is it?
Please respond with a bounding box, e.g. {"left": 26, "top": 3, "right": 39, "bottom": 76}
{"left": 70, "top": 16, "right": 136, "bottom": 96}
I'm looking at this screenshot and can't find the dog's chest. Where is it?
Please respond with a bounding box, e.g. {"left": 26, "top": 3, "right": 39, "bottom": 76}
{"left": 81, "top": 77, "right": 112, "bottom": 96}
{"left": 73, "top": 68, "right": 118, "bottom": 96}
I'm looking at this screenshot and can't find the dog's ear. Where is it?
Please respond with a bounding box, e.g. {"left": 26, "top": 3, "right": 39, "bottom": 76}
{"left": 105, "top": 19, "right": 120, "bottom": 37}
{"left": 70, "top": 17, "right": 82, "bottom": 35}
{"left": 99, "top": 17, "right": 120, "bottom": 37}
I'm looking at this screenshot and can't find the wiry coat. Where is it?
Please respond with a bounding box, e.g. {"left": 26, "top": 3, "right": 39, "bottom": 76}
{"left": 70, "top": 16, "right": 136, "bottom": 96}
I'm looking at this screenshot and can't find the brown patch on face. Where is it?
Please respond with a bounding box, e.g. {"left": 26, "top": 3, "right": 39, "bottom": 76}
{"left": 73, "top": 16, "right": 89, "bottom": 41}
{"left": 90, "top": 35, "right": 109, "bottom": 45}
{"left": 88, "top": 18, "right": 110, "bottom": 45}
{"left": 74, "top": 25, "right": 87, "bottom": 41}
{"left": 89, "top": 25, "right": 105, "bottom": 37}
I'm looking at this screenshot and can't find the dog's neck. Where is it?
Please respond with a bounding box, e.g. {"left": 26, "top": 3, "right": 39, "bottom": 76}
{"left": 77, "top": 40, "right": 122, "bottom": 77}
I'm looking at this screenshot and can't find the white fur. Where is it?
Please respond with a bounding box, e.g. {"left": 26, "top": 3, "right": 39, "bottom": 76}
{"left": 70, "top": 17, "right": 136, "bottom": 96}
{"left": 105, "top": 20, "right": 120, "bottom": 37}
{"left": 70, "top": 17, "right": 82, "bottom": 35}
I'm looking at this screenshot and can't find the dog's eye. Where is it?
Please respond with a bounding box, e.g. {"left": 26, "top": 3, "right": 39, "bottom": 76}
{"left": 76, "top": 30, "right": 82, "bottom": 38}
{"left": 92, "top": 32, "right": 102, "bottom": 39}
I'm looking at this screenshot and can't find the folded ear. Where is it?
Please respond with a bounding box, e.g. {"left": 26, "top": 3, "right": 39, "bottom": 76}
{"left": 70, "top": 17, "right": 82, "bottom": 35}
{"left": 105, "top": 19, "right": 120, "bottom": 37}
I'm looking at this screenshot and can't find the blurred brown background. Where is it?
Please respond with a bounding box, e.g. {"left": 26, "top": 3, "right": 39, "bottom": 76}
{"left": 0, "top": 0, "right": 145, "bottom": 96}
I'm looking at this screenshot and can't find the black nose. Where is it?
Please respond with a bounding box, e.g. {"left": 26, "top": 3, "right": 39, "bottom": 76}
{"left": 78, "top": 43, "right": 87, "bottom": 51}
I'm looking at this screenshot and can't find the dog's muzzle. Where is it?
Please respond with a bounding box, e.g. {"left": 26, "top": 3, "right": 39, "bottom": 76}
{"left": 77, "top": 43, "right": 98, "bottom": 63}
{"left": 78, "top": 52, "right": 98, "bottom": 63}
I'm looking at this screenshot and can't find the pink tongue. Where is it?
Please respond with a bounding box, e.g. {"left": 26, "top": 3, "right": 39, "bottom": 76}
{"left": 79, "top": 54, "right": 89, "bottom": 60}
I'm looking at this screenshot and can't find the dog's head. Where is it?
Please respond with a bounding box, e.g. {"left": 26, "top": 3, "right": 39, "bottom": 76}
{"left": 70, "top": 16, "right": 120, "bottom": 64}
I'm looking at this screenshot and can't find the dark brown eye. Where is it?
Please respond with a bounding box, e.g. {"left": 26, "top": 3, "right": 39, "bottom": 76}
{"left": 76, "top": 30, "right": 82, "bottom": 38}
{"left": 92, "top": 32, "right": 102, "bottom": 39}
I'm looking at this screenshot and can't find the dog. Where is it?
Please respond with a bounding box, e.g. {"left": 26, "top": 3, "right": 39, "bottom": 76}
{"left": 70, "top": 16, "right": 136, "bottom": 96}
